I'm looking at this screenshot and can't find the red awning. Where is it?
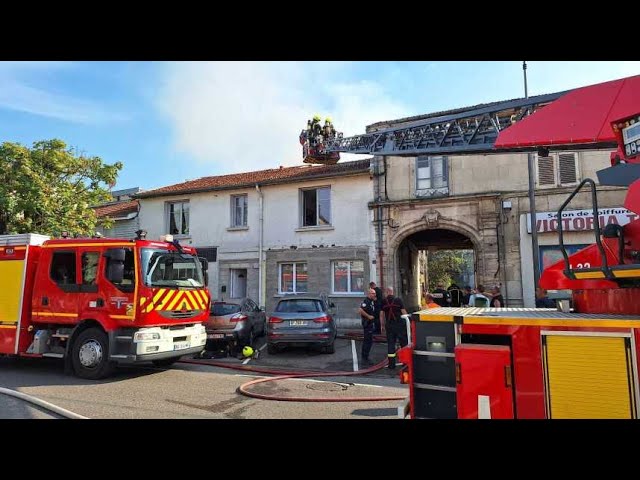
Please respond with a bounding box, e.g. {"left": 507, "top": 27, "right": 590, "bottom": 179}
{"left": 495, "top": 74, "right": 640, "bottom": 149}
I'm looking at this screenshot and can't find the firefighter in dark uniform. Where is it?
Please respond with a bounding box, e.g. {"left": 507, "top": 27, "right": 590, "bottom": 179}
{"left": 358, "top": 288, "right": 378, "bottom": 365}
{"left": 369, "top": 281, "right": 383, "bottom": 334}
{"left": 380, "top": 286, "right": 408, "bottom": 369}
{"left": 448, "top": 283, "right": 463, "bottom": 307}
{"left": 432, "top": 284, "right": 450, "bottom": 307}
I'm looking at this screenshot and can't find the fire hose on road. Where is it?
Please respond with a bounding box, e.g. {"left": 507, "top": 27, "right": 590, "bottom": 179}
{"left": 178, "top": 316, "right": 411, "bottom": 403}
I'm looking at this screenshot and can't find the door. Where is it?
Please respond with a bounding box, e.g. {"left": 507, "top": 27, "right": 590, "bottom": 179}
{"left": 77, "top": 249, "right": 104, "bottom": 316}
{"left": 230, "top": 269, "right": 247, "bottom": 299}
{"left": 34, "top": 249, "right": 80, "bottom": 325}
{"left": 455, "top": 344, "right": 515, "bottom": 419}
{"left": 542, "top": 333, "right": 637, "bottom": 419}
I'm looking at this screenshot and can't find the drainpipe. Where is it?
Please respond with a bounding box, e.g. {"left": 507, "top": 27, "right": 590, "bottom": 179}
{"left": 496, "top": 199, "right": 509, "bottom": 306}
{"left": 256, "top": 184, "right": 264, "bottom": 307}
{"left": 376, "top": 157, "right": 385, "bottom": 288}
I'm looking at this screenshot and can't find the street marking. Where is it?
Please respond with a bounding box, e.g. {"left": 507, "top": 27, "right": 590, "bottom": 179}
{"left": 398, "top": 397, "right": 410, "bottom": 419}
{"left": 351, "top": 339, "right": 358, "bottom": 372}
{"left": 242, "top": 341, "right": 266, "bottom": 365}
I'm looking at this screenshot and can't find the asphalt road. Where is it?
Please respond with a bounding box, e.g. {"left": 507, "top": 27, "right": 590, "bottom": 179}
{"left": 0, "top": 337, "right": 407, "bottom": 419}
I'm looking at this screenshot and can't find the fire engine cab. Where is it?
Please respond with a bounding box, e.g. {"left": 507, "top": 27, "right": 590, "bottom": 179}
{"left": 0, "top": 233, "right": 209, "bottom": 379}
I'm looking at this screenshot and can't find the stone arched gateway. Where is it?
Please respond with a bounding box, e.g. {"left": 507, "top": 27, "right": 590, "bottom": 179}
{"left": 382, "top": 208, "right": 495, "bottom": 310}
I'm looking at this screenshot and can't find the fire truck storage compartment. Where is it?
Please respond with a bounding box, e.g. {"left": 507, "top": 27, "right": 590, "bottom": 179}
{"left": 542, "top": 332, "right": 637, "bottom": 419}
{"left": 0, "top": 248, "right": 26, "bottom": 354}
{"left": 412, "top": 320, "right": 457, "bottom": 418}
{"left": 455, "top": 344, "right": 514, "bottom": 419}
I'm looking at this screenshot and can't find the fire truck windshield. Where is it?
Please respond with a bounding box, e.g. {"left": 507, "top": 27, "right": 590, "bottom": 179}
{"left": 141, "top": 248, "right": 204, "bottom": 288}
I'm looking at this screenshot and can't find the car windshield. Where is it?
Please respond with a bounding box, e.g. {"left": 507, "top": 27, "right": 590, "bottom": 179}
{"left": 211, "top": 303, "right": 241, "bottom": 316}
{"left": 141, "top": 248, "right": 204, "bottom": 288}
{"left": 275, "top": 299, "right": 324, "bottom": 313}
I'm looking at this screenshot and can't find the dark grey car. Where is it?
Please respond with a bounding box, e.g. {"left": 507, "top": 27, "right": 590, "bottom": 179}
{"left": 266, "top": 295, "right": 337, "bottom": 354}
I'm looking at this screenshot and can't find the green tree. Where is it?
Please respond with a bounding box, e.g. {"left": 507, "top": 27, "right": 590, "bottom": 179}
{"left": 427, "top": 250, "right": 468, "bottom": 291}
{"left": 0, "top": 139, "right": 122, "bottom": 236}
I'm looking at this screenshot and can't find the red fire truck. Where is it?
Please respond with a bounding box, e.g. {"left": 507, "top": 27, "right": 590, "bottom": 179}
{"left": 306, "top": 74, "right": 640, "bottom": 418}
{"left": 396, "top": 75, "right": 640, "bottom": 419}
{"left": 0, "top": 232, "right": 210, "bottom": 379}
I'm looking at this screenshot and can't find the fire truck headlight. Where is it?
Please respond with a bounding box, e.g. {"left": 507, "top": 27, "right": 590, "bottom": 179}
{"left": 134, "top": 332, "right": 161, "bottom": 342}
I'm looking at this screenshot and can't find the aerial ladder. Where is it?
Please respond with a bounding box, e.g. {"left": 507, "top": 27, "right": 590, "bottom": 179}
{"left": 300, "top": 91, "right": 576, "bottom": 164}
{"left": 303, "top": 74, "right": 640, "bottom": 418}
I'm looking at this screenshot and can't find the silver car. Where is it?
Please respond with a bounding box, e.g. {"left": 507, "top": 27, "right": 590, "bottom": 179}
{"left": 266, "top": 295, "right": 337, "bottom": 354}
{"left": 205, "top": 298, "right": 266, "bottom": 354}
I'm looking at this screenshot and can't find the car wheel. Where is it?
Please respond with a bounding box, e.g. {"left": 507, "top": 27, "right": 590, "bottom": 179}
{"left": 323, "top": 342, "right": 335, "bottom": 354}
{"left": 267, "top": 343, "right": 278, "bottom": 355}
{"left": 71, "top": 327, "right": 114, "bottom": 380}
{"left": 152, "top": 357, "right": 181, "bottom": 367}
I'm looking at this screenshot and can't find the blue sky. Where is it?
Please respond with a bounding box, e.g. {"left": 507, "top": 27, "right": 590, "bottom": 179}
{"left": 1, "top": 61, "right": 639, "bottom": 192}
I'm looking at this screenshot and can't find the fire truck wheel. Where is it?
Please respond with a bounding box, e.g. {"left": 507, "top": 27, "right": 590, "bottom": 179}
{"left": 152, "top": 357, "right": 181, "bottom": 367}
{"left": 71, "top": 328, "right": 114, "bottom": 380}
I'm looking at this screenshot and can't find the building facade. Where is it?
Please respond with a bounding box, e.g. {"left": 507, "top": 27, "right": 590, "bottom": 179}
{"left": 95, "top": 187, "right": 141, "bottom": 239}
{"left": 368, "top": 108, "right": 627, "bottom": 310}
{"left": 136, "top": 161, "right": 375, "bottom": 327}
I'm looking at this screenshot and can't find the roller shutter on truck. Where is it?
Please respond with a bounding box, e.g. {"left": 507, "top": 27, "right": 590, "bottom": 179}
{"left": 0, "top": 234, "right": 49, "bottom": 354}
{"left": 0, "top": 251, "right": 25, "bottom": 326}
{"left": 542, "top": 333, "right": 637, "bottom": 419}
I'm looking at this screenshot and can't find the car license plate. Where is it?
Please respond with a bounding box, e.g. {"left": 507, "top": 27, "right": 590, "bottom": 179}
{"left": 207, "top": 333, "right": 224, "bottom": 339}
{"left": 290, "top": 320, "right": 308, "bottom": 326}
{"left": 173, "top": 341, "right": 190, "bottom": 350}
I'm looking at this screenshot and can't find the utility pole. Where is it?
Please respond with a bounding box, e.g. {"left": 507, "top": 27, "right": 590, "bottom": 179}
{"left": 524, "top": 61, "right": 541, "bottom": 290}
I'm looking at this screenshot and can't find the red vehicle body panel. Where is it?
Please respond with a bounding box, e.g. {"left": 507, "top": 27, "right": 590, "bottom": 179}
{"left": 455, "top": 344, "right": 514, "bottom": 419}
{"left": 495, "top": 74, "right": 640, "bottom": 149}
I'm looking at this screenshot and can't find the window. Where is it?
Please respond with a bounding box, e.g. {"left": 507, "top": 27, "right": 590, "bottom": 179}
{"left": 211, "top": 302, "right": 241, "bottom": 316}
{"left": 244, "top": 298, "right": 259, "bottom": 312}
{"left": 332, "top": 260, "right": 365, "bottom": 294}
{"left": 279, "top": 263, "right": 308, "bottom": 293}
{"left": 105, "top": 248, "right": 135, "bottom": 292}
{"left": 50, "top": 251, "right": 77, "bottom": 286}
{"left": 167, "top": 201, "right": 190, "bottom": 236}
{"left": 275, "top": 299, "right": 323, "bottom": 313}
{"left": 539, "top": 244, "right": 590, "bottom": 273}
{"left": 81, "top": 252, "right": 99, "bottom": 285}
{"left": 231, "top": 194, "right": 248, "bottom": 227}
{"left": 196, "top": 247, "right": 217, "bottom": 262}
{"left": 416, "top": 156, "right": 448, "bottom": 197}
{"left": 301, "top": 187, "right": 331, "bottom": 226}
{"left": 537, "top": 152, "right": 579, "bottom": 187}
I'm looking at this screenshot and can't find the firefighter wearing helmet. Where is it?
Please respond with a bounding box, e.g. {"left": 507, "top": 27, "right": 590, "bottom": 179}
{"left": 324, "top": 117, "right": 335, "bottom": 140}
{"left": 310, "top": 114, "right": 322, "bottom": 145}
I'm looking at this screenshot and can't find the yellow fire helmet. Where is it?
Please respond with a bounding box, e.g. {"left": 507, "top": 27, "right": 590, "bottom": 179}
{"left": 242, "top": 346, "right": 254, "bottom": 358}
{"left": 325, "top": 117, "right": 332, "bottom": 123}
{"left": 313, "top": 114, "right": 321, "bottom": 122}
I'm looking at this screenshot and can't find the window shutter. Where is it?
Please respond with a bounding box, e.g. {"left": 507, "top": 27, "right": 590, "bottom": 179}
{"left": 558, "top": 153, "right": 577, "bottom": 185}
{"left": 537, "top": 156, "right": 555, "bottom": 186}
